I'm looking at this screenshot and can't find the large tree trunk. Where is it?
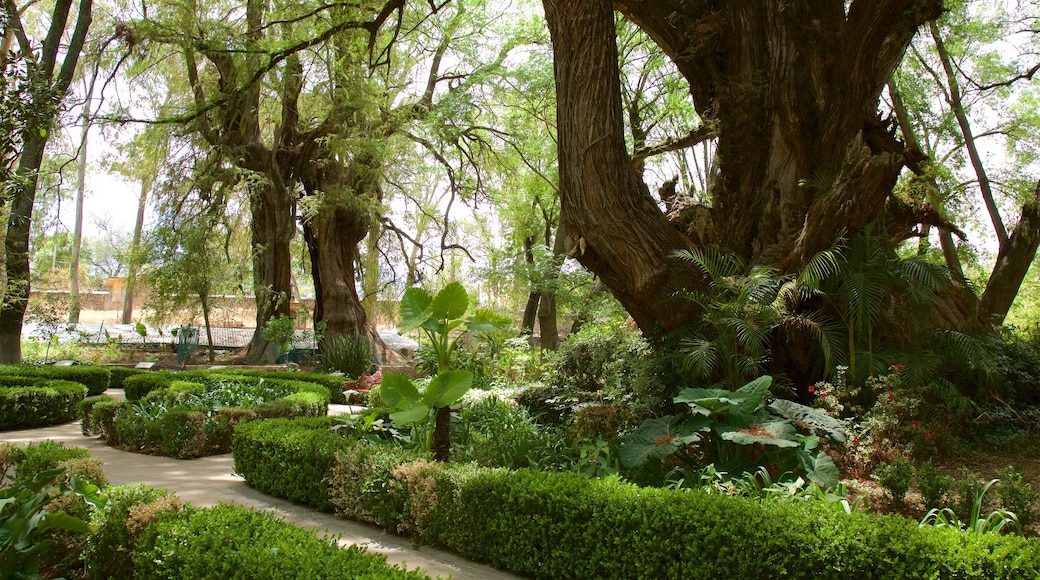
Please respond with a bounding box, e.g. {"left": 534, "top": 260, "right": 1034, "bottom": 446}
{"left": 543, "top": 0, "right": 943, "bottom": 336}
{"left": 240, "top": 180, "right": 294, "bottom": 362}
{"left": 0, "top": 0, "right": 92, "bottom": 363}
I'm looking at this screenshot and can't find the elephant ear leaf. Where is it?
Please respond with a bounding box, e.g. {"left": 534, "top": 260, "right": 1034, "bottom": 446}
{"left": 619, "top": 415, "right": 706, "bottom": 469}
{"left": 379, "top": 373, "right": 420, "bottom": 410}
{"left": 718, "top": 420, "right": 800, "bottom": 448}
{"left": 398, "top": 288, "right": 433, "bottom": 333}
{"left": 733, "top": 375, "right": 772, "bottom": 414}
{"left": 769, "top": 398, "right": 847, "bottom": 443}
{"left": 431, "top": 281, "right": 469, "bottom": 320}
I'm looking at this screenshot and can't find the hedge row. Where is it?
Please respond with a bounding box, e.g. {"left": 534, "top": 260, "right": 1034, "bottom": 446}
{"left": 0, "top": 377, "right": 88, "bottom": 430}
{"left": 1, "top": 443, "right": 432, "bottom": 579}
{"left": 233, "top": 418, "right": 1040, "bottom": 580}
{"left": 87, "top": 379, "right": 329, "bottom": 458}
{"left": 0, "top": 365, "right": 110, "bottom": 396}
{"left": 123, "top": 369, "right": 347, "bottom": 403}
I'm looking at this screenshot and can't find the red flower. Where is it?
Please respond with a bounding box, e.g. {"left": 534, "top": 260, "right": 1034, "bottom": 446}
{"left": 808, "top": 384, "right": 816, "bottom": 393}
{"left": 887, "top": 392, "right": 895, "bottom": 400}
{"left": 911, "top": 421, "right": 920, "bottom": 429}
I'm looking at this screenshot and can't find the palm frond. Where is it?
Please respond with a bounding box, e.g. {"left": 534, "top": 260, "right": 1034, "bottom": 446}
{"left": 798, "top": 244, "right": 846, "bottom": 288}
{"left": 679, "top": 337, "right": 718, "bottom": 380}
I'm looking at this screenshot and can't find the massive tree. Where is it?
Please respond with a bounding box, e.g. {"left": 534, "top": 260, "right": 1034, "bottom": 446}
{"left": 542, "top": 1, "right": 945, "bottom": 334}
{"left": 0, "top": 0, "right": 92, "bottom": 363}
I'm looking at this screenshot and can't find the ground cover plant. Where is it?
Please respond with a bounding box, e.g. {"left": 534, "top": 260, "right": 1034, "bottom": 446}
{"left": 88, "top": 375, "right": 329, "bottom": 458}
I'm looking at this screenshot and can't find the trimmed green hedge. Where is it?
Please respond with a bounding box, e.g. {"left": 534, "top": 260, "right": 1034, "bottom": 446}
{"left": 129, "top": 503, "right": 430, "bottom": 579}
{"left": 106, "top": 366, "right": 150, "bottom": 389}
{"left": 0, "top": 365, "right": 111, "bottom": 396}
{"left": 232, "top": 417, "right": 348, "bottom": 511}
{"left": 235, "top": 418, "right": 1040, "bottom": 580}
{"left": 123, "top": 371, "right": 178, "bottom": 400}
{"left": 0, "top": 377, "right": 88, "bottom": 429}
{"left": 91, "top": 376, "right": 329, "bottom": 459}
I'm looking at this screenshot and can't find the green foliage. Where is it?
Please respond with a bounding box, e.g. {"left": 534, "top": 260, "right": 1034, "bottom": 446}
{"left": 262, "top": 314, "right": 298, "bottom": 356}
{"left": 0, "top": 365, "right": 111, "bottom": 396}
{"left": 452, "top": 396, "right": 557, "bottom": 469}
{"left": 997, "top": 467, "right": 1039, "bottom": 528}
{"left": 875, "top": 457, "right": 916, "bottom": 503}
{"left": 85, "top": 484, "right": 174, "bottom": 579}
{"left": 0, "top": 378, "right": 87, "bottom": 430}
{"left": 122, "top": 371, "right": 175, "bottom": 401}
{"left": 916, "top": 461, "right": 954, "bottom": 510}
{"left": 7, "top": 442, "right": 91, "bottom": 484}
{"left": 214, "top": 369, "right": 347, "bottom": 404}
{"left": 0, "top": 467, "right": 106, "bottom": 580}
{"left": 95, "top": 376, "right": 329, "bottom": 458}
{"left": 921, "top": 478, "right": 1022, "bottom": 536}
{"left": 395, "top": 282, "right": 510, "bottom": 460}
{"left": 107, "top": 366, "right": 150, "bottom": 389}
{"left": 328, "top": 445, "right": 425, "bottom": 530}
{"left": 131, "top": 503, "right": 429, "bottom": 579}
{"left": 231, "top": 417, "right": 349, "bottom": 511}
{"left": 621, "top": 376, "right": 845, "bottom": 489}
{"left": 321, "top": 333, "right": 373, "bottom": 377}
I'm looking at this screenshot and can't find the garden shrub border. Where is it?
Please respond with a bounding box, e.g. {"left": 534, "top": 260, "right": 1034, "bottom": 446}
{"left": 0, "top": 377, "right": 88, "bottom": 430}
{"left": 122, "top": 369, "right": 346, "bottom": 403}
{"left": 234, "top": 417, "right": 1040, "bottom": 580}
{"left": 0, "top": 365, "right": 111, "bottom": 396}
{"left": 92, "top": 377, "right": 329, "bottom": 458}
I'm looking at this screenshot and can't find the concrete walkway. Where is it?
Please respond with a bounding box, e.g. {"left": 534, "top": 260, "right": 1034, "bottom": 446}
{"left": 0, "top": 406, "right": 521, "bottom": 579}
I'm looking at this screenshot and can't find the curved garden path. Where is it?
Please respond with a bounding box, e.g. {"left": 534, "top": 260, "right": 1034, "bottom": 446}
{"left": 1, "top": 391, "right": 521, "bottom": 580}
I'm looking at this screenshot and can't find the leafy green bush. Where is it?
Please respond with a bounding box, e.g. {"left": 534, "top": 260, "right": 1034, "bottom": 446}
{"left": 453, "top": 396, "right": 559, "bottom": 469}
{"left": 123, "top": 372, "right": 175, "bottom": 401}
{"left": 88, "top": 398, "right": 122, "bottom": 439}
{"left": 130, "top": 503, "right": 430, "bottom": 579}
{"left": 328, "top": 444, "right": 424, "bottom": 530}
{"left": 107, "top": 366, "right": 150, "bottom": 389}
{"left": 231, "top": 417, "right": 349, "bottom": 511}
{"left": 95, "top": 376, "right": 329, "bottom": 458}
{"left": 0, "top": 365, "right": 111, "bottom": 396}
{"left": 85, "top": 484, "right": 175, "bottom": 579}
{"left": 8, "top": 441, "right": 91, "bottom": 483}
{"left": 0, "top": 377, "right": 87, "bottom": 429}
{"left": 79, "top": 395, "right": 116, "bottom": 436}
{"left": 916, "top": 461, "right": 954, "bottom": 509}
{"left": 876, "top": 456, "right": 916, "bottom": 503}
{"left": 998, "top": 466, "right": 1039, "bottom": 528}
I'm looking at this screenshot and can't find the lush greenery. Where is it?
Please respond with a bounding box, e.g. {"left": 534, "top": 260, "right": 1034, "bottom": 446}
{"left": 0, "top": 377, "right": 88, "bottom": 430}
{"left": 0, "top": 442, "right": 431, "bottom": 579}
{"left": 0, "top": 365, "right": 110, "bottom": 396}
{"left": 88, "top": 376, "right": 329, "bottom": 458}
{"left": 123, "top": 369, "right": 348, "bottom": 404}
{"left": 233, "top": 417, "right": 1040, "bottom": 579}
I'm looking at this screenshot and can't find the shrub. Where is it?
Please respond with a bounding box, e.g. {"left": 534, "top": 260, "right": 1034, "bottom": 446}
{"left": 328, "top": 444, "right": 424, "bottom": 529}
{"left": 85, "top": 484, "right": 177, "bottom": 579}
{"left": 123, "top": 372, "right": 175, "bottom": 401}
{"left": 79, "top": 395, "right": 116, "bottom": 436}
{"left": 89, "top": 398, "right": 122, "bottom": 440}
{"left": 9, "top": 441, "right": 91, "bottom": 484}
{"left": 0, "top": 378, "right": 87, "bottom": 429}
{"left": 231, "top": 417, "right": 349, "bottom": 511}
{"left": 107, "top": 366, "right": 150, "bottom": 389}
{"left": 453, "top": 396, "right": 557, "bottom": 470}
{"left": 916, "top": 461, "right": 954, "bottom": 509}
{"left": 130, "top": 503, "right": 429, "bottom": 579}
{"left": 160, "top": 408, "right": 209, "bottom": 459}
{"left": 998, "top": 466, "right": 1039, "bottom": 528}
{"left": 0, "top": 365, "right": 111, "bottom": 396}
{"left": 876, "top": 456, "right": 916, "bottom": 504}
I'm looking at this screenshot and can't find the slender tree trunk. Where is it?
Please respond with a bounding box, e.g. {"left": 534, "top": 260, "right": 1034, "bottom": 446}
{"left": 432, "top": 405, "right": 451, "bottom": 462}
{"left": 201, "top": 292, "right": 215, "bottom": 363}
{"left": 977, "top": 180, "right": 1040, "bottom": 326}
{"left": 68, "top": 93, "right": 91, "bottom": 324}
{"left": 536, "top": 223, "right": 567, "bottom": 351}
{"left": 520, "top": 236, "right": 539, "bottom": 337}
{"left": 121, "top": 180, "right": 148, "bottom": 324}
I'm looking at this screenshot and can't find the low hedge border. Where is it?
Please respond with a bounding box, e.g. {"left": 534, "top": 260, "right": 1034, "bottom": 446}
{"left": 217, "top": 369, "right": 348, "bottom": 404}
{"left": 234, "top": 418, "right": 1040, "bottom": 580}
{"left": 105, "top": 366, "right": 150, "bottom": 389}
{"left": 2, "top": 445, "right": 432, "bottom": 579}
{"left": 90, "top": 378, "right": 328, "bottom": 459}
{"left": 122, "top": 369, "right": 344, "bottom": 403}
{"left": 0, "top": 365, "right": 110, "bottom": 396}
{"left": 0, "top": 377, "right": 88, "bottom": 430}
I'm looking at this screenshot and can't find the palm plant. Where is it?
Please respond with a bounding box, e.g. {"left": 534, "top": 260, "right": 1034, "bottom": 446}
{"left": 675, "top": 248, "right": 840, "bottom": 390}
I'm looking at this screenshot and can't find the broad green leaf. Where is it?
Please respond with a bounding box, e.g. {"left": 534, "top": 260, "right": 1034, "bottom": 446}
{"left": 379, "top": 373, "right": 420, "bottom": 409}
{"left": 769, "top": 398, "right": 847, "bottom": 443}
{"left": 465, "top": 308, "right": 511, "bottom": 333}
{"left": 719, "top": 420, "right": 800, "bottom": 448}
{"left": 38, "top": 511, "right": 92, "bottom": 535}
{"left": 431, "top": 281, "right": 468, "bottom": 320}
{"left": 674, "top": 387, "right": 738, "bottom": 414}
{"left": 390, "top": 401, "right": 431, "bottom": 425}
{"left": 423, "top": 370, "right": 473, "bottom": 408}
{"left": 733, "top": 375, "right": 772, "bottom": 414}
{"left": 798, "top": 448, "right": 840, "bottom": 490}
{"left": 398, "top": 288, "right": 433, "bottom": 333}
{"left": 619, "top": 415, "right": 704, "bottom": 469}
